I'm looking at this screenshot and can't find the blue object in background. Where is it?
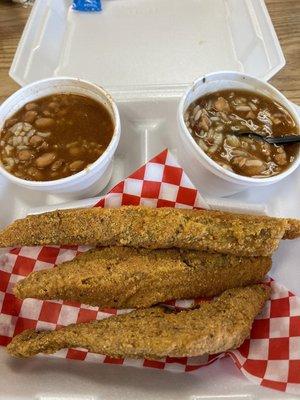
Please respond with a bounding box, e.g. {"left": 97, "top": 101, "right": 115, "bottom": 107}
{"left": 73, "top": 0, "right": 102, "bottom": 12}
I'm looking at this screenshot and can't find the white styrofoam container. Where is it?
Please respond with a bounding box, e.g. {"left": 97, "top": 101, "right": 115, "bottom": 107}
{"left": 3, "top": 1, "right": 299, "bottom": 400}
{"left": 0, "top": 77, "right": 121, "bottom": 198}
{"left": 178, "top": 71, "right": 300, "bottom": 196}
{"left": 10, "top": 0, "right": 285, "bottom": 98}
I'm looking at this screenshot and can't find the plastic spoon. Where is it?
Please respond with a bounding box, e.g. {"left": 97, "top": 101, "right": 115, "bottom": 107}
{"left": 233, "top": 132, "right": 300, "bottom": 145}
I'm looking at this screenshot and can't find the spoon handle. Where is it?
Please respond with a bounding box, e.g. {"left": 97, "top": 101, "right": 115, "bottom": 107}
{"left": 265, "top": 135, "right": 300, "bottom": 145}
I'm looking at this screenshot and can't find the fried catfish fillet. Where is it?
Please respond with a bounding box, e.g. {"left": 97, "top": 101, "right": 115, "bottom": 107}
{"left": 14, "top": 247, "right": 271, "bottom": 308}
{"left": 7, "top": 285, "right": 270, "bottom": 359}
{"left": 0, "top": 207, "right": 299, "bottom": 256}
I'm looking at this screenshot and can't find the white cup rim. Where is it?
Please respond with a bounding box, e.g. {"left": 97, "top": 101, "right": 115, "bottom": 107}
{"left": 0, "top": 76, "right": 121, "bottom": 187}
{"left": 178, "top": 70, "right": 300, "bottom": 185}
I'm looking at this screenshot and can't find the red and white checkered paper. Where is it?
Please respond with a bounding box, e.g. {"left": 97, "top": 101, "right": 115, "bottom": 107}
{"left": 0, "top": 149, "right": 299, "bottom": 394}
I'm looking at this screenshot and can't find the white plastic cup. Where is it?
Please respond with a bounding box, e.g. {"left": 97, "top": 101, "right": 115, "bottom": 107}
{"left": 0, "top": 77, "right": 121, "bottom": 198}
{"left": 178, "top": 71, "right": 300, "bottom": 197}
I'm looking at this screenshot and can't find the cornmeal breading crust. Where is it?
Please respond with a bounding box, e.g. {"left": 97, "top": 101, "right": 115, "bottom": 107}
{"left": 0, "top": 206, "right": 299, "bottom": 256}
{"left": 14, "top": 247, "right": 271, "bottom": 308}
{"left": 7, "top": 285, "right": 270, "bottom": 359}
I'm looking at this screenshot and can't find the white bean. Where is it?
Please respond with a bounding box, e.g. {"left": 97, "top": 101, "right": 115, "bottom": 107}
{"left": 197, "top": 139, "right": 208, "bottom": 152}
{"left": 235, "top": 105, "right": 251, "bottom": 112}
{"left": 194, "top": 109, "right": 202, "bottom": 121}
{"left": 225, "top": 135, "right": 240, "bottom": 147}
{"left": 35, "top": 118, "right": 55, "bottom": 131}
{"left": 25, "top": 102, "right": 38, "bottom": 111}
{"left": 29, "top": 135, "right": 43, "bottom": 146}
{"left": 214, "top": 97, "right": 230, "bottom": 112}
{"left": 69, "top": 160, "right": 84, "bottom": 172}
{"left": 36, "top": 152, "right": 56, "bottom": 168}
{"left": 24, "top": 111, "right": 37, "bottom": 124}
{"left": 38, "top": 131, "right": 51, "bottom": 138}
{"left": 51, "top": 160, "right": 64, "bottom": 171}
{"left": 192, "top": 105, "right": 200, "bottom": 116}
{"left": 215, "top": 125, "right": 224, "bottom": 132}
{"left": 249, "top": 102, "right": 258, "bottom": 111}
{"left": 245, "top": 159, "right": 263, "bottom": 167}
{"left": 5, "top": 158, "right": 15, "bottom": 167}
{"left": 231, "top": 149, "right": 248, "bottom": 157}
{"left": 18, "top": 149, "right": 33, "bottom": 161}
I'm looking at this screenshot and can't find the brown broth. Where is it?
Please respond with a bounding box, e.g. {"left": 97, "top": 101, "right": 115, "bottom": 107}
{"left": 185, "top": 89, "right": 299, "bottom": 178}
{"left": 0, "top": 94, "right": 114, "bottom": 181}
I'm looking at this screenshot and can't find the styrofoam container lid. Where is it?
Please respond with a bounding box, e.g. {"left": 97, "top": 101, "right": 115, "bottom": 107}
{"left": 10, "top": 0, "right": 285, "bottom": 99}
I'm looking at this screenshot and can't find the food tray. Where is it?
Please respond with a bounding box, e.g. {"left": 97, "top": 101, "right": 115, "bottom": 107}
{"left": 1, "top": 97, "right": 300, "bottom": 400}
{"left": 2, "top": 1, "right": 299, "bottom": 399}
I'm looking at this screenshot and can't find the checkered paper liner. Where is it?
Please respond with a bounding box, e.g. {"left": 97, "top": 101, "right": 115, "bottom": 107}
{"left": 0, "top": 149, "right": 299, "bottom": 394}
